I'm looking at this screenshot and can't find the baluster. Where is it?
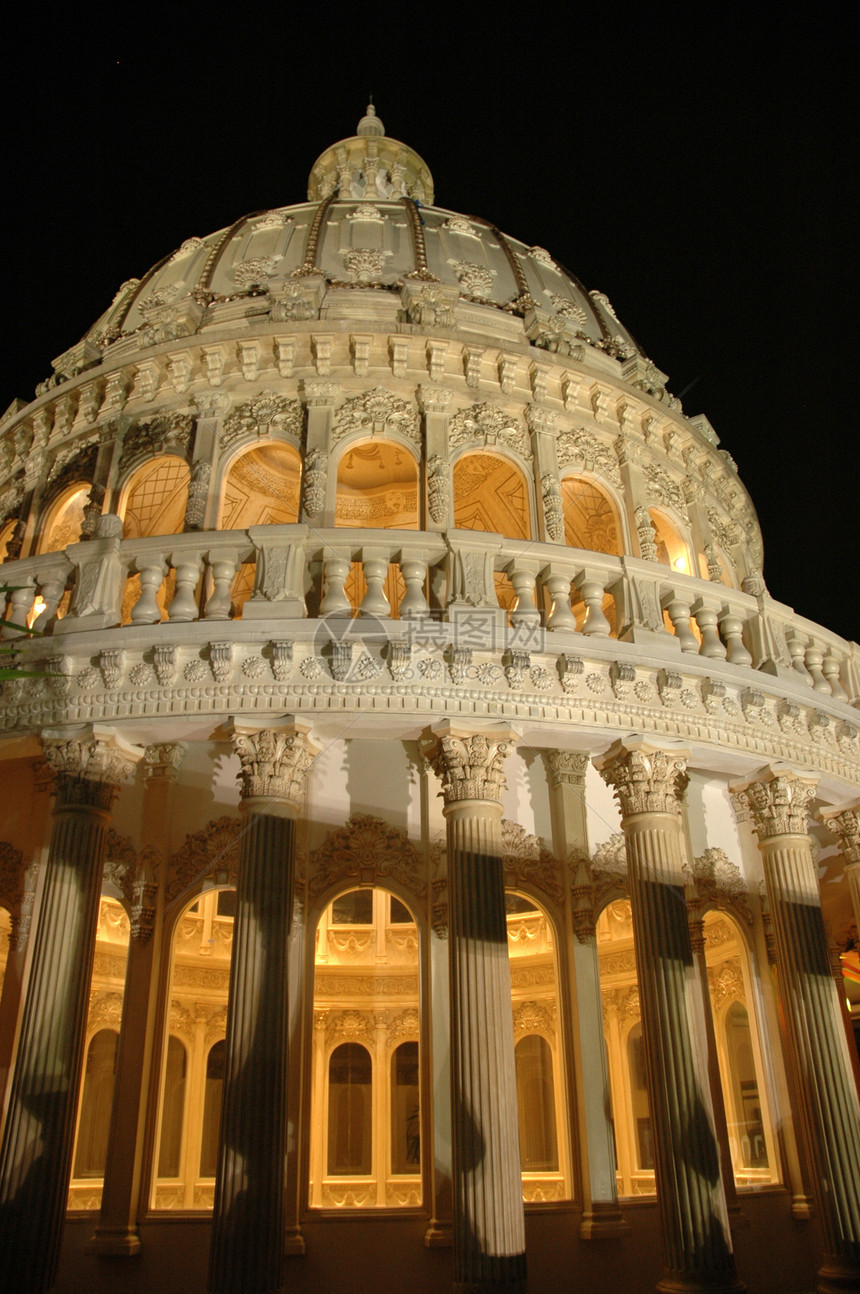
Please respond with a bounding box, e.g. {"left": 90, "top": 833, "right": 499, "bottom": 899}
{"left": 131, "top": 560, "right": 167, "bottom": 625}
{"left": 399, "top": 556, "right": 429, "bottom": 618}
{"left": 822, "top": 655, "right": 848, "bottom": 701}
{"left": 691, "top": 598, "right": 726, "bottom": 660}
{"left": 319, "top": 553, "right": 351, "bottom": 617}
{"left": 359, "top": 550, "right": 391, "bottom": 618}
{"left": 543, "top": 565, "right": 577, "bottom": 632}
{"left": 2, "top": 582, "right": 36, "bottom": 638}
{"left": 576, "top": 570, "right": 611, "bottom": 638}
{"left": 204, "top": 551, "right": 239, "bottom": 621}
{"left": 663, "top": 594, "right": 699, "bottom": 653}
{"left": 31, "top": 573, "right": 68, "bottom": 632}
{"left": 505, "top": 558, "right": 541, "bottom": 627}
{"left": 168, "top": 556, "right": 203, "bottom": 623}
{"left": 804, "top": 645, "right": 831, "bottom": 693}
{"left": 719, "top": 609, "right": 752, "bottom": 666}
{"left": 785, "top": 632, "right": 813, "bottom": 683}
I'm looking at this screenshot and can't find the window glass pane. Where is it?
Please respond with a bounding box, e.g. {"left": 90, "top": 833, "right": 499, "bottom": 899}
{"left": 200, "top": 1041, "right": 226, "bottom": 1178}
{"left": 328, "top": 1043, "right": 372, "bottom": 1175}
{"left": 74, "top": 1029, "right": 119, "bottom": 1178}
{"left": 157, "top": 1036, "right": 187, "bottom": 1177}
{"left": 389, "top": 895, "right": 413, "bottom": 925}
{"left": 331, "top": 889, "right": 373, "bottom": 925}
{"left": 515, "top": 1035, "right": 558, "bottom": 1172}
{"left": 391, "top": 1042, "right": 420, "bottom": 1174}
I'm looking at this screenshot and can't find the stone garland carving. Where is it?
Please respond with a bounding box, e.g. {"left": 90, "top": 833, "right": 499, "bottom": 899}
{"left": 734, "top": 768, "right": 817, "bottom": 841}
{"left": 598, "top": 746, "right": 689, "bottom": 819}
{"left": 232, "top": 725, "right": 317, "bottom": 804}
{"left": 447, "top": 402, "right": 532, "bottom": 464}
{"left": 634, "top": 505, "right": 659, "bottom": 562}
{"left": 309, "top": 815, "right": 427, "bottom": 903}
{"left": 555, "top": 428, "right": 620, "bottom": 487}
{"left": 502, "top": 820, "right": 564, "bottom": 908}
{"left": 426, "top": 454, "right": 449, "bottom": 524}
{"left": 184, "top": 460, "right": 211, "bottom": 529}
{"left": 331, "top": 387, "right": 420, "bottom": 445}
{"left": 167, "top": 816, "right": 242, "bottom": 905}
{"left": 301, "top": 446, "right": 327, "bottom": 518}
{"left": 220, "top": 394, "right": 303, "bottom": 449}
{"left": 644, "top": 461, "right": 689, "bottom": 522}
{"left": 118, "top": 413, "right": 195, "bottom": 471}
{"left": 541, "top": 474, "right": 563, "bottom": 542}
{"left": 423, "top": 731, "right": 513, "bottom": 805}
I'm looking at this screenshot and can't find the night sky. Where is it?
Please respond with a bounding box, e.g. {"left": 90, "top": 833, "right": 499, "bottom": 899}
{"left": 1, "top": 11, "right": 855, "bottom": 641}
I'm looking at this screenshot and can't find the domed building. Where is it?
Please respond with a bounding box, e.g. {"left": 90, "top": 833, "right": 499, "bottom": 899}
{"left": 0, "top": 106, "right": 859, "bottom": 1294}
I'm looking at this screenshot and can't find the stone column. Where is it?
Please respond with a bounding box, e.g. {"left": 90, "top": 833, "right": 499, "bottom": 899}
{"left": 422, "top": 721, "right": 526, "bottom": 1294}
{"left": 208, "top": 718, "right": 318, "bottom": 1294}
{"left": 542, "top": 749, "right": 627, "bottom": 1238}
{"left": 732, "top": 766, "right": 860, "bottom": 1294}
{"left": 0, "top": 726, "right": 141, "bottom": 1294}
{"left": 91, "top": 741, "right": 186, "bottom": 1255}
{"left": 596, "top": 737, "right": 744, "bottom": 1294}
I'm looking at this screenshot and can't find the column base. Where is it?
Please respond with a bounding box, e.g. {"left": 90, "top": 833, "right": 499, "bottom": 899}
{"left": 817, "top": 1260, "right": 860, "bottom": 1294}
{"left": 726, "top": 1203, "right": 750, "bottom": 1232}
{"left": 424, "top": 1220, "right": 453, "bottom": 1247}
{"left": 284, "top": 1227, "right": 305, "bottom": 1256}
{"left": 86, "top": 1226, "right": 142, "bottom": 1257}
{"left": 657, "top": 1275, "right": 746, "bottom": 1294}
{"left": 579, "top": 1206, "right": 630, "bottom": 1239}
{"left": 454, "top": 1282, "right": 526, "bottom": 1294}
{"left": 792, "top": 1194, "right": 816, "bottom": 1220}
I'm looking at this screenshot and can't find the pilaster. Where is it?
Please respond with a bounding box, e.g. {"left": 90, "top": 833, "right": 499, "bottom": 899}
{"left": 733, "top": 766, "right": 860, "bottom": 1294}
{"left": 596, "top": 737, "right": 744, "bottom": 1294}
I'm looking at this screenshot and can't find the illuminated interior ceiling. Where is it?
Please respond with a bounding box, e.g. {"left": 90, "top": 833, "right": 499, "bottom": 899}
{"left": 220, "top": 443, "right": 301, "bottom": 529}
{"left": 38, "top": 486, "right": 89, "bottom": 554}
{"left": 335, "top": 441, "right": 418, "bottom": 529}
{"left": 561, "top": 477, "right": 621, "bottom": 555}
{"left": 122, "top": 456, "right": 190, "bottom": 539}
{"left": 453, "top": 453, "right": 529, "bottom": 539}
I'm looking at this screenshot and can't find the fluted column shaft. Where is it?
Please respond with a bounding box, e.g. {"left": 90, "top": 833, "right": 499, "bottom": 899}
{"left": 0, "top": 727, "right": 140, "bottom": 1294}
{"left": 423, "top": 722, "right": 526, "bottom": 1294}
{"left": 737, "top": 769, "right": 860, "bottom": 1294}
{"left": 597, "top": 739, "right": 743, "bottom": 1294}
{"left": 208, "top": 719, "right": 317, "bottom": 1294}
{"left": 92, "top": 742, "right": 185, "bottom": 1255}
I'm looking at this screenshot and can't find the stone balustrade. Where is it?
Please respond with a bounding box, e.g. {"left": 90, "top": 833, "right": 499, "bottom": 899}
{"left": 1, "top": 527, "right": 857, "bottom": 703}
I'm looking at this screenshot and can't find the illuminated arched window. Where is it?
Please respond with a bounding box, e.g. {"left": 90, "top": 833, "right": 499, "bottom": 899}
{"left": 0, "top": 520, "right": 17, "bottom": 564}
{"left": 507, "top": 891, "right": 569, "bottom": 1201}
{"left": 120, "top": 455, "right": 190, "bottom": 539}
{"left": 74, "top": 1029, "right": 119, "bottom": 1179}
{"left": 152, "top": 887, "right": 234, "bottom": 1211}
{"left": 310, "top": 885, "right": 421, "bottom": 1209}
{"left": 219, "top": 443, "right": 302, "bottom": 614}
{"left": 335, "top": 439, "right": 419, "bottom": 529}
{"left": 38, "top": 483, "right": 90, "bottom": 554}
{"left": 697, "top": 544, "right": 736, "bottom": 587}
{"left": 453, "top": 451, "right": 530, "bottom": 539}
{"left": 561, "top": 475, "right": 621, "bottom": 556}
{"left": 649, "top": 508, "right": 691, "bottom": 574}
{"left": 596, "top": 898, "right": 656, "bottom": 1197}
{"left": 702, "top": 910, "right": 778, "bottom": 1187}
{"left": 0, "top": 905, "right": 11, "bottom": 997}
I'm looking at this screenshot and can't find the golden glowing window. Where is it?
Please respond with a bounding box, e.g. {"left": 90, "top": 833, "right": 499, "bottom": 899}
{"left": 310, "top": 886, "right": 421, "bottom": 1209}
{"left": 219, "top": 443, "right": 302, "bottom": 530}
{"left": 0, "top": 520, "right": 17, "bottom": 564}
{"left": 453, "top": 451, "right": 530, "bottom": 540}
{"left": 38, "top": 484, "right": 90, "bottom": 554}
{"left": 649, "top": 508, "right": 690, "bottom": 573}
{"left": 121, "top": 455, "right": 190, "bottom": 539}
{"left": 561, "top": 476, "right": 621, "bottom": 555}
{"left": 335, "top": 440, "right": 419, "bottom": 529}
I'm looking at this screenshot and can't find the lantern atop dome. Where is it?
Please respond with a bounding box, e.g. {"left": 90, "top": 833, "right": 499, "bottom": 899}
{"left": 307, "top": 102, "right": 435, "bottom": 204}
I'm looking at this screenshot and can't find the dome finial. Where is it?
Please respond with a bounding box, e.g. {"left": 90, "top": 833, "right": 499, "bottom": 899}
{"left": 357, "top": 100, "right": 385, "bottom": 138}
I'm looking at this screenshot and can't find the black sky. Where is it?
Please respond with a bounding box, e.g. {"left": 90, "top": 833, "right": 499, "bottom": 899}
{"left": 1, "top": 9, "right": 855, "bottom": 641}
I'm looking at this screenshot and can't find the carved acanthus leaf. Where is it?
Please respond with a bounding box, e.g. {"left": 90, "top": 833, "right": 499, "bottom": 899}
{"left": 309, "top": 815, "right": 427, "bottom": 903}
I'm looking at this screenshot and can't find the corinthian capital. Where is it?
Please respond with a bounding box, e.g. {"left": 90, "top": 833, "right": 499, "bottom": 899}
{"left": 730, "top": 764, "right": 818, "bottom": 841}
{"left": 231, "top": 718, "right": 319, "bottom": 809}
{"left": 42, "top": 725, "right": 143, "bottom": 810}
{"left": 542, "top": 749, "right": 589, "bottom": 788}
{"left": 817, "top": 798, "right": 860, "bottom": 865}
{"left": 594, "top": 737, "right": 689, "bottom": 818}
{"left": 143, "top": 742, "right": 187, "bottom": 783}
{"left": 422, "top": 721, "right": 518, "bottom": 805}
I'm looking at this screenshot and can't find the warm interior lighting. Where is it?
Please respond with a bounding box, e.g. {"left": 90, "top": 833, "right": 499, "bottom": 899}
{"left": 673, "top": 557, "right": 687, "bottom": 572}
{"left": 26, "top": 596, "right": 46, "bottom": 628}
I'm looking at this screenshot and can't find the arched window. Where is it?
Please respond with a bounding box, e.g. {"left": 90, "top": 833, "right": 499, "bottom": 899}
{"left": 73, "top": 1029, "right": 119, "bottom": 1178}
{"left": 157, "top": 1036, "right": 187, "bottom": 1178}
{"left": 0, "top": 520, "right": 17, "bottom": 564}
{"left": 310, "top": 885, "right": 421, "bottom": 1209}
{"left": 507, "top": 891, "right": 569, "bottom": 1201}
{"left": 561, "top": 475, "right": 622, "bottom": 556}
{"left": 648, "top": 508, "right": 691, "bottom": 574}
{"left": 200, "top": 1040, "right": 226, "bottom": 1179}
{"left": 453, "top": 451, "right": 530, "bottom": 539}
{"left": 596, "top": 898, "right": 656, "bottom": 1197}
{"left": 335, "top": 439, "right": 419, "bottom": 530}
{"left": 120, "top": 455, "right": 190, "bottom": 539}
{"left": 219, "top": 443, "right": 302, "bottom": 614}
{"left": 702, "top": 910, "right": 778, "bottom": 1187}
{"left": 152, "top": 887, "right": 234, "bottom": 1210}
{"left": 0, "top": 905, "right": 11, "bottom": 997}
{"left": 37, "top": 483, "right": 90, "bottom": 554}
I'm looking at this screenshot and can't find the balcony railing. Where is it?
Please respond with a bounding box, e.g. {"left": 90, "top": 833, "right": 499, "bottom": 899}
{"left": 1, "top": 524, "right": 857, "bottom": 703}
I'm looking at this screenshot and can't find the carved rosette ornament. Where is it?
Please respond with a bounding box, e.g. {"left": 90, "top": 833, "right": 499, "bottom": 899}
{"left": 422, "top": 725, "right": 516, "bottom": 805}
{"left": 595, "top": 739, "right": 689, "bottom": 818}
{"left": 42, "top": 726, "right": 143, "bottom": 810}
{"left": 732, "top": 765, "right": 817, "bottom": 842}
{"left": 231, "top": 720, "right": 319, "bottom": 810}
